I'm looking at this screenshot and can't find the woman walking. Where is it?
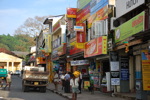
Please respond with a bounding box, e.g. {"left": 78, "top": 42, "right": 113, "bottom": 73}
{"left": 70, "top": 74, "right": 79, "bottom": 100}
{"left": 53, "top": 71, "right": 59, "bottom": 91}
{"left": 4, "top": 72, "right": 11, "bottom": 90}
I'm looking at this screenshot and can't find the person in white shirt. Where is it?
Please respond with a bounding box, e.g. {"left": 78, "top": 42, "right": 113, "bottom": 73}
{"left": 70, "top": 74, "right": 79, "bottom": 100}
{"left": 53, "top": 71, "right": 59, "bottom": 91}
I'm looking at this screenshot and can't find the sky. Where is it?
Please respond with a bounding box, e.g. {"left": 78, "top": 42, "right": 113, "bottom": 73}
{"left": 0, "top": 0, "right": 77, "bottom": 35}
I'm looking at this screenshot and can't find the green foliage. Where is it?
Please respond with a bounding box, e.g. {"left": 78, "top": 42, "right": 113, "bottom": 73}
{"left": 0, "top": 34, "right": 35, "bottom": 52}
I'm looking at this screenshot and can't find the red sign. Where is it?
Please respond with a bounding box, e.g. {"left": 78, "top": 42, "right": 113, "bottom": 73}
{"left": 76, "top": 23, "right": 86, "bottom": 43}
{"left": 84, "top": 36, "right": 107, "bottom": 58}
{"left": 69, "top": 46, "right": 83, "bottom": 55}
{"left": 67, "top": 8, "right": 77, "bottom": 18}
{"left": 76, "top": 4, "right": 90, "bottom": 23}
{"left": 53, "top": 21, "right": 60, "bottom": 32}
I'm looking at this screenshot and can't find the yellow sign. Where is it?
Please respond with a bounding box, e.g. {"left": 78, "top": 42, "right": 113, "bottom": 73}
{"left": 84, "top": 81, "right": 90, "bottom": 89}
{"left": 142, "top": 50, "right": 150, "bottom": 90}
{"left": 76, "top": 43, "right": 85, "bottom": 49}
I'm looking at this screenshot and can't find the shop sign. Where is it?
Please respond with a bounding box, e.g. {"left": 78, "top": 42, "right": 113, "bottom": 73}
{"left": 141, "top": 50, "right": 150, "bottom": 90}
{"left": 110, "top": 51, "right": 119, "bottom": 71}
{"left": 116, "top": 0, "right": 145, "bottom": 18}
{"left": 121, "top": 69, "right": 129, "bottom": 80}
{"left": 111, "top": 78, "right": 120, "bottom": 85}
{"left": 84, "top": 36, "right": 107, "bottom": 58}
{"left": 90, "top": 0, "right": 108, "bottom": 15}
{"left": 74, "top": 26, "right": 84, "bottom": 32}
{"left": 71, "top": 60, "right": 89, "bottom": 66}
{"left": 77, "top": 0, "right": 91, "bottom": 11}
{"left": 69, "top": 46, "right": 83, "bottom": 55}
{"left": 76, "top": 23, "right": 86, "bottom": 49}
{"left": 44, "top": 34, "right": 52, "bottom": 53}
{"left": 115, "top": 11, "right": 145, "bottom": 43}
{"left": 66, "top": 8, "right": 77, "bottom": 18}
{"left": 76, "top": 3, "right": 90, "bottom": 24}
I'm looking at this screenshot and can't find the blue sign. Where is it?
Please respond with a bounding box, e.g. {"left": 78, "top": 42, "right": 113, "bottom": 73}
{"left": 121, "top": 69, "right": 129, "bottom": 80}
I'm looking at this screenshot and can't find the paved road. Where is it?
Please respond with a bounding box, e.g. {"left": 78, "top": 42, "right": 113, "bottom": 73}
{"left": 0, "top": 75, "right": 67, "bottom": 100}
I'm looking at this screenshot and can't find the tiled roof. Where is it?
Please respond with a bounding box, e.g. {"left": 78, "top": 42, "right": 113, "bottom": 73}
{"left": 0, "top": 48, "right": 22, "bottom": 58}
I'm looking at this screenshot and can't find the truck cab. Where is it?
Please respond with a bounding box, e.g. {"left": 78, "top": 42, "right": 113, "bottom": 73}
{"left": 0, "top": 69, "right": 7, "bottom": 79}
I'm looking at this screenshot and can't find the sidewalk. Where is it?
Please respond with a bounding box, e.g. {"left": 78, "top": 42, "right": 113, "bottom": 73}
{"left": 46, "top": 83, "right": 136, "bottom": 100}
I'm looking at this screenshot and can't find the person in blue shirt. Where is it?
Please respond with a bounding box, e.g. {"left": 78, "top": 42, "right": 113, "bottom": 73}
{"left": 64, "top": 71, "right": 71, "bottom": 93}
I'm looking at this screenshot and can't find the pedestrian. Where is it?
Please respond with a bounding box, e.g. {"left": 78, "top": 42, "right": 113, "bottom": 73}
{"left": 4, "top": 72, "right": 12, "bottom": 90}
{"left": 60, "top": 72, "right": 65, "bottom": 90}
{"left": 70, "top": 74, "right": 79, "bottom": 100}
{"left": 0, "top": 78, "right": 4, "bottom": 88}
{"left": 64, "top": 71, "right": 70, "bottom": 93}
{"left": 77, "top": 70, "right": 82, "bottom": 94}
{"left": 53, "top": 71, "right": 59, "bottom": 91}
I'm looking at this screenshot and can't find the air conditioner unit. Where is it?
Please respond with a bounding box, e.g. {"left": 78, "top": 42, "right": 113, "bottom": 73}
{"left": 110, "top": 17, "right": 116, "bottom": 30}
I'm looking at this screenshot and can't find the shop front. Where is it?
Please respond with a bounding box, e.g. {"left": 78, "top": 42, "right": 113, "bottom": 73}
{"left": 84, "top": 36, "right": 108, "bottom": 92}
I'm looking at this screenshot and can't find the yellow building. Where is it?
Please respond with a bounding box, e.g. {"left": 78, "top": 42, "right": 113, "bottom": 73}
{"left": 0, "top": 48, "right": 23, "bottom": 73}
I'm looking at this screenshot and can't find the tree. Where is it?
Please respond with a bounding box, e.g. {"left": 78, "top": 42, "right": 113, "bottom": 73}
{"left": 14, "top": 16, "right": 50, "bottom": 38}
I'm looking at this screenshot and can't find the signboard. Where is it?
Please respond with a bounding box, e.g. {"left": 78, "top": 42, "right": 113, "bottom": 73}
{"left": 121, "top": 69, "right": 129, "bottom": 80}
{"left": 76, "top": 3, "right": 90, "bottom": 23}
{"left": 120, "top": 57, "right": 129, "bottom": 80}
{"left": 116, "top": 0, "right": 145, "bottom": 18}
{"left": 110, "top": 51, "right": 119, "bottom": 71}
{"left": 90, "top": 0, "right": 108, "bottom": 15}
{"left": 88, "top": 5, "right": 109, "bottom": 28}
{"left": 69, "top": 46, "right": 83, "bottom": 55}
{"left": 44, "top": 34, "right": 51, "bottom": 53}
{"left": 115, "top": 11, "right": 145, "bottom": 43}
{"left": 77, "top": 0, "right": 91, "bottom": 11}
{"left": 84, "top": 36, "right": 107, "bottom": 58}
{"left": 84, "top": 81, "right": 90, "bottom": 89}
{"left": 53, "top": 21, "right": 60, "bottom": 32}
{"left": 111, "top": 72, "right": 120, "bottom": 85}
{"left": 111, "top": 78, "right": 120, "bottom": 85}
{"left": 141, "top": 50, "right": 150, "bottom": 90}
{"left": 71, "top": 60, "right": 89, "bottom": 66}
{"left": 67, "top": 8, "right": 77, "bottom": 18}
{"left": 74, "top": 26, "right": 84, "bottom": 31}
{"left": 76, "top": 23, "right": 86, "bottom": 49}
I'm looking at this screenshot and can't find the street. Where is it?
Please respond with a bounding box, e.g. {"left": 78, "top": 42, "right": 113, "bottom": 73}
{"left": 0, "top": 75, "right": 67, "bottom": 100}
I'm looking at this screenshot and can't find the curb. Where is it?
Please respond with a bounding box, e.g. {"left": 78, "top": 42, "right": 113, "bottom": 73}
{"left": 112, "top": 93, "right": 136, "bottom": 100}
{"left": 47, "top": 88, "right": 71, "bottom": 100}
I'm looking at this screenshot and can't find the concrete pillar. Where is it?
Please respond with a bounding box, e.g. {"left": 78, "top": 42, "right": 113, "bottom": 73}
{"left": 12, "top": 62, "right": 14, "bottom": 72}
{"left": 129, "top": 56, "right": 134, "bottom": 92}
{"left": 7, "top": 61, "right": 9, "bottom": 71}
{"left": 20, "top": 62, "right": 22, "bottom": 70}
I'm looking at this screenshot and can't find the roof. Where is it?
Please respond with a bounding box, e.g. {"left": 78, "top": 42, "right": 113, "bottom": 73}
{"left": 0, "top": 48, "right": 23, "bottom": 59}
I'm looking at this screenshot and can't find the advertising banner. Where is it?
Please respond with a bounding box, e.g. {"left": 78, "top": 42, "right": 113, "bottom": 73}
{"left": 88, "top": 5, "right": 109, "bottom": 28}
{"left": 76, "top": 4, "right": 90, "bottom": 24}
{"left": 90, "top": 0, "right": 108, "bottom": 15}
{"left": 141, "top": 50, "right": 150, "bottom": 90}
{"left": 115, "top": 11, "right": 145, "bottom": 43}
{"left": 84, "top": 36, "right": 107, "bottom": 58}
{"left": 67, "top": 8, "right": 77, "bottom": 18}
{"left": 116, "top": 0, "right": 145, "bottom": 18}
{"left": 77, "top": 0, "right": 91, "bottom": 11}
{"left": 120, "top": 57, "right": 129, "bottom": 80}
{"left": 69, "top": 46, "right": 83, "bottom": 55}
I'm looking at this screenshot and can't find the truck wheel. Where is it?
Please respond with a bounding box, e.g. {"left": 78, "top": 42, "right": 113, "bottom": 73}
{"left": 22, "top": 85, "right": 29, "bottom": 92}
{"left": 40, "top": 87, "right": 46, "bottom": 93}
